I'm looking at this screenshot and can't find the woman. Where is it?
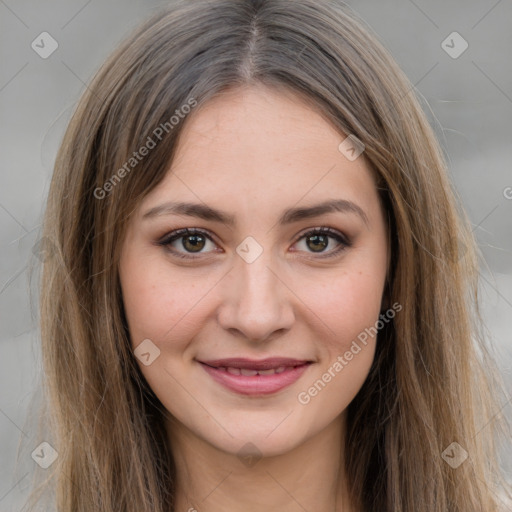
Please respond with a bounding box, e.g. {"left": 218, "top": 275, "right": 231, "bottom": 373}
{"left": 29, "top": 0, "right": 510, "bottom": 510}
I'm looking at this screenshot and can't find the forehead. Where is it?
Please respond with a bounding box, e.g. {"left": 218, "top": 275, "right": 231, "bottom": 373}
{"left": 141, "top": 85, "right": 378, "bottom": 218}
{"left": 175, "top": 85, "right": 342, "bottom": 169}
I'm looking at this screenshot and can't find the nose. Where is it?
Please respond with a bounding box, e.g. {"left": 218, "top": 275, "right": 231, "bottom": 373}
{"left": 217, "top": 251, "right": 295, "bottom": 343}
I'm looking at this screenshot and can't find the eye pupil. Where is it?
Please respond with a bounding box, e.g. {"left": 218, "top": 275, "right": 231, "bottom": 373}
{"left": 183, "top": 234, "right": 205, "bottom": 252}
{"left": 307, "top": 234, "right": 328, "bottom": 252}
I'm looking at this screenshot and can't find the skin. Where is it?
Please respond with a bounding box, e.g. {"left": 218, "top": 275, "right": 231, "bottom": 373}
{"left": 119, "top": 84, "right": 389, "bottom": 512}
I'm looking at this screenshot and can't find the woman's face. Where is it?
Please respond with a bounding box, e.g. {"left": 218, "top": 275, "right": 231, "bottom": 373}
{"left": 119, "top": 85, "right": 389, "bottom": 457}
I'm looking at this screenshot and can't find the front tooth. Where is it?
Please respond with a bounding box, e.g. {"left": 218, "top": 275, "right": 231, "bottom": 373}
{"left": 226, "top": 367, "right": 241, "bottom": 375}
{"left": 240, "top": 368, "right": 258, "bottom": 376}
{"left": 274, "top": 366, "right": 286, "bottom": 374}
{"left": 257, "top": 368, "right": 277, "bottom": 375}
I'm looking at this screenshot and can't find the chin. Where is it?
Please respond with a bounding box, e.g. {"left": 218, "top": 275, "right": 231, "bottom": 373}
{"left": 198, "top": 411, "right": 318, "bottom": 460}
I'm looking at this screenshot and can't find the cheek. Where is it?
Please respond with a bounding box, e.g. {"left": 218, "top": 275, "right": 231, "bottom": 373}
{"left": 295, "top": 270, "right": 381, "bottom": 413}
{"left": 119, "top": 252, "right": 207, "bottom": 348}
{"left": 304, "top": 267, "right": 385, "bottom": 343}
{"left": 296, "top": 258, "right": 385, "bottom": 407}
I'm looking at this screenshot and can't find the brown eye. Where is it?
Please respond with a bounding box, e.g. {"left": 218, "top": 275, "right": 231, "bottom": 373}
{"left": 157, "top": 228, "right": 218, "bottom": 258}
{"left": 293, "top": 227, "right": 351, "bottom": 258}
{"left": 305, "top": 234, "right": 329, "bottom": 252}
{"left": 181, "top": 233, "right": 206, "bottom": 252}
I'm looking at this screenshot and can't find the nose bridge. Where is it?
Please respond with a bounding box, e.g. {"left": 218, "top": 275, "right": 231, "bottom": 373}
{"left": 218, "top": 244, "right": 294, "bottom": 341}
{"left": 240, "top": 249, "right": 278, "bottom": 303}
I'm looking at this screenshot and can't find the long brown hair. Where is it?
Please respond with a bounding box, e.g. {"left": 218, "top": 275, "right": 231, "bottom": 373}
{"left": 25, "top": 0, "right": 510, "bottom": 510}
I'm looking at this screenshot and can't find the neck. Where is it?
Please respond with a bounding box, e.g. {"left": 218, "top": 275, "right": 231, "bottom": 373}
{"left": 166, "top": 414, "right": 355, "bottom": 512}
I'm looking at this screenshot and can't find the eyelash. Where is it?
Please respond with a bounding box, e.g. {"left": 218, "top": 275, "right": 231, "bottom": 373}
{"left": 156, "top": 226, "right": 351, "bottom": 260}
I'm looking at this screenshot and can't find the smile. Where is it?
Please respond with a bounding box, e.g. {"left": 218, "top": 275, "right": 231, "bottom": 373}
{"left": 198, "top": 358, "right": 313, "bottom": 395}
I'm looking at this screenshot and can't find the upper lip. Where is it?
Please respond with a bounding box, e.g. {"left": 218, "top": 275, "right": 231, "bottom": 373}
{"left": 199, "top": 357, "right": 312, "bottom": 371}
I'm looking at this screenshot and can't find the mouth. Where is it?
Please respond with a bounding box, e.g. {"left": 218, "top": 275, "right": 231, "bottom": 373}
{"left": 197, "top": 357, "right": 313, "bottom": 395}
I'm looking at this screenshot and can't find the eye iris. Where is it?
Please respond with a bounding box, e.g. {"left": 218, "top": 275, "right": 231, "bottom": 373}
{"left": 307, "top": 234, "right": 328, "bottom": 252}
{"left": 183, "top": 234, "right": 205, "bottom": 252}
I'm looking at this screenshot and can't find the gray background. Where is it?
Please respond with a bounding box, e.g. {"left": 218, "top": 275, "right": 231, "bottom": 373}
{"left": 1, "top": 0, "right": 511, "bottom": 510}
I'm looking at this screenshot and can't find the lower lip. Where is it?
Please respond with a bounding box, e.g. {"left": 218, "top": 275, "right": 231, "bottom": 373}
{"left": 199, "top": 362, "right": 311, "bottom": 395}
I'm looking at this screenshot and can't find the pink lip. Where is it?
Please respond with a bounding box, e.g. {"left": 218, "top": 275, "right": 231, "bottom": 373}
{"left": 200, "top": 357, "right": 310, "bottom": 370}
{"left": 198, "top": 358, "right": 313, "bottom": 396}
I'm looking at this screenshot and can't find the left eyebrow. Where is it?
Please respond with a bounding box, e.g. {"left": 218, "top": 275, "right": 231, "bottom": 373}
{"left": 279, "top": 199, "right": 369, "bottom": 226}
{"left": 142, "top": 198, "right": 369, "bottom": 227}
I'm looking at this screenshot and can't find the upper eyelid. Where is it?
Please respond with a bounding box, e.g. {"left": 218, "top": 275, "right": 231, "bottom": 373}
{"left": 159, "top": 227, "right": 219, "bottom": 246}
